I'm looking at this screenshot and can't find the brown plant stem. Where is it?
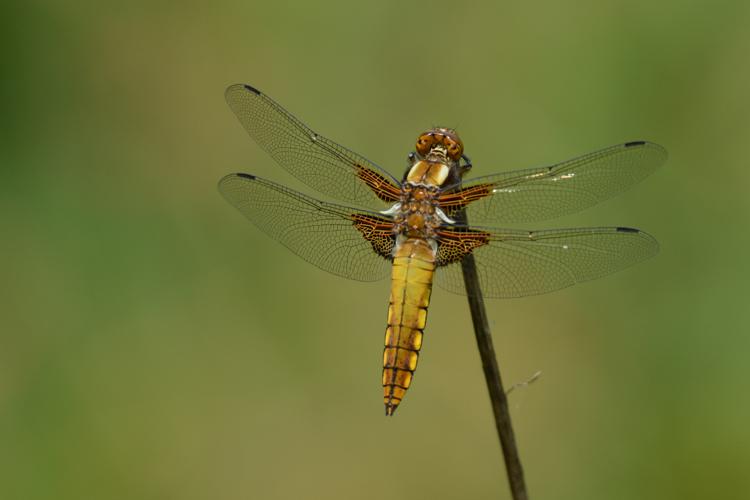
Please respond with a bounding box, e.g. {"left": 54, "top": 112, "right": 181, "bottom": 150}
{"left": 458, "top": 210, "right": 529, "bottom": 500}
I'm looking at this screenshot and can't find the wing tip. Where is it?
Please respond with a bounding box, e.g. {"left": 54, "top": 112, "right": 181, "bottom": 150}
{"left": 623, "top": 140, "right": 669, "bottom": 161}
{"left": 225, "top": 83, "right": 262, "bottom": 100}
{"left": 242, "top": 83, "right": 261, "bottom": 95}
{"left": 217, "top": 173, "right": 257, "bottom": 192}
{"left": 616, "top": 226, "right": 660, "bottom": 256}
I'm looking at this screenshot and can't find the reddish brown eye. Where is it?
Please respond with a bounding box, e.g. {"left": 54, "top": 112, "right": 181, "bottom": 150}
{"left": 416, "top": 133, "right": 434, "bottom": 155}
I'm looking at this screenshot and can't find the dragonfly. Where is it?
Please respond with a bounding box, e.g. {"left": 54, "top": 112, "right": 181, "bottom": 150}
{"left": 219, "top": 83, "right": 666, "bottom": 416}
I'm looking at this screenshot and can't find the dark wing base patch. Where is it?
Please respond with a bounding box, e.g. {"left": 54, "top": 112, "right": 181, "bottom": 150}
{"left": 352, "top": 214, "right": 396, "bottom": 259}
{"left": 435, "top": 227, "right": 491, "bottom": 266}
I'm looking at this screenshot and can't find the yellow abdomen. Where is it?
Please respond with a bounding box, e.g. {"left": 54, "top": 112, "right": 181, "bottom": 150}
{"left": 383, "top": 237, "right": 436, "bottom": 416}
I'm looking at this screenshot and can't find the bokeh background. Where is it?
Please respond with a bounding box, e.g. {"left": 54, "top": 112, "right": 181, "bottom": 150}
{"left": 2, "top": 1, "right": 749, "bottom": 499}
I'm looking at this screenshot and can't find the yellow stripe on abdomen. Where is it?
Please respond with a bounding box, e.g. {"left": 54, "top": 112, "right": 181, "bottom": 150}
{"left": 383, "top": 238, "right": 436, "bottom": 416}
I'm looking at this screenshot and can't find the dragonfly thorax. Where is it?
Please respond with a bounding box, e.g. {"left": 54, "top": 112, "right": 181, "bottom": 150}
{"left": 389, "top": 184, "right": 453, "bottom": 239}
{"left": 405, "top": 160, "right": 452, "bottom": 186}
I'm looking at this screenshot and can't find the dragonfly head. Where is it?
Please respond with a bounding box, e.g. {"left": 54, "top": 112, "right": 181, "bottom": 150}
{"left": 416, "top": 128, "right": 464, "bottom": 162}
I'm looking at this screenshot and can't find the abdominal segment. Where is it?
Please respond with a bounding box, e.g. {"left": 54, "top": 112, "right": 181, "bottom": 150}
{"left": 383, "top": 238, "right": 436, "bottom": 416}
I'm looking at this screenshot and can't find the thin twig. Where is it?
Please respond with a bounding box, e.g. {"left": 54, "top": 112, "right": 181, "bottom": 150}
{"left": 506, "top": 371, "right": 542, "bottom": 396}
{"left": 457, "top": 210, "right": 529, "bottom": 500}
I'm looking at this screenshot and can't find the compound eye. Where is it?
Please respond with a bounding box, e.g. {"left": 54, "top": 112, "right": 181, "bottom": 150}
{"left": 443, "top": 139, "right": 463, "bottom": 160}
{"left": 415, "top": 134, "right": 433, "bottom": 155}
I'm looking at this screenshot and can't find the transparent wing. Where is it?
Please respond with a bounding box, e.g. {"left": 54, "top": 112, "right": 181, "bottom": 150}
{"left": 435, "top": 226, "right": 658, "bottom": 298}
{"left": 225, "top": 84, "right": 401, "bottom": 209}
{"left": 439, "top": 141, "right": 667, "bottom": 224}
{"left": 218, "top": 173, "right": 394, "bottom": 281}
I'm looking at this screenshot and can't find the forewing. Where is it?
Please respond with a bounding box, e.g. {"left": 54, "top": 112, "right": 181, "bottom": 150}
{"left": 225, "top": 84, "right": 401, "bottom": 208}
{"left": 219, "top": 173, "right": 394, "bottom": 281}
{"left": 438, "top": 141, "right": 667, "bottom": 224}
{"left": 435, "top": 226, "right": 658, "bottom": 298}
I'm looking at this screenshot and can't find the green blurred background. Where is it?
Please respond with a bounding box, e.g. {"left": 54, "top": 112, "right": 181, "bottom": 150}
{"left": 2, "top": 1, "right": 749, "bottom": 499}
